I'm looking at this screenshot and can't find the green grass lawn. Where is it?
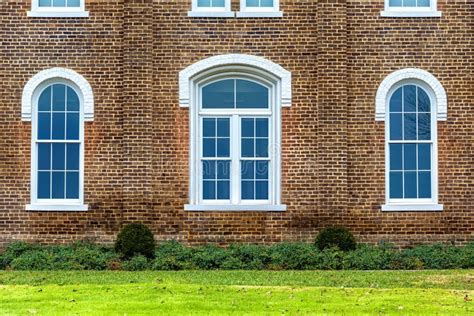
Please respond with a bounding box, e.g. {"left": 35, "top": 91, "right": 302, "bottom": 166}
{"left": 0, "top": 270, "right": 473, "bottom": 315}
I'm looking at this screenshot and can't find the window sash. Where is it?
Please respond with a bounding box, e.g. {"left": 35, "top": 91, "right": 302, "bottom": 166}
{"left": 192, "top": 0, "right": 231, "bottom": 12}
{"left": 240, "top": 0, "right": 280, "bottom": 12}
{"left": 32, "top": 0, "right": 85, "bottom": 12}
{"left": 385, "top": 0, "right": 436, "bottom": 12}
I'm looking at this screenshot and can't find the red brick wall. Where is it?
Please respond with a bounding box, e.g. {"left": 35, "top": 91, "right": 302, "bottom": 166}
{"left": 0, "top": 0, "right": 472, "bottom": 247}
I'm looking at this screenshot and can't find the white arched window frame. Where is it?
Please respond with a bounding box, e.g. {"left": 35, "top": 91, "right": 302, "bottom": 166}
{"left": 23, "top": 68, "right": 93, "bottom": 211}
{"left": 180, "top": 54, "right": 291, "bottom": 211}
{"left": 376, "top": 69, "right": 446, "bottom": 212}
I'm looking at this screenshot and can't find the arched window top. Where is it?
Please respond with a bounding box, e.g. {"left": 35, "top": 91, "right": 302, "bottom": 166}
{"left": 375, "top": 68, "right": 447, "bottom": 121}
{"left": 179, "top": 54, "right": 291, "bottom": 107}
{"left": 22, "top": 68, "right": 94, "bottom": 122}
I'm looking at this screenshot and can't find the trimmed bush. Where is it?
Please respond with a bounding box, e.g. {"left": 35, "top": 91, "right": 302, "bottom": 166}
{"left": 122, "top": 255, "right": 150, "bottom": 271}
{"left": 191, "top": 244, "right": 229, "bottom": 270}
{"left": 222, "top": 244, "right": 271, "bottom": 270}
{"left": 153, "top": 240, "right": 194, "bottom": 270}
{"left": 269, "top": 243, "right": 319, "bottom": 270}
{"left": 315, "top": 226, "right": 357, "bottom": 251}
{"left": 115, "top": 223, "right": 156, "bottom": 259}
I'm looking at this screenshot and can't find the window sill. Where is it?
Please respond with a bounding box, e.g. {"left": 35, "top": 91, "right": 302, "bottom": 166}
{"left": 185, "top": 204, "right": 286, "bottom": 212}
{"left": 381, "top": 204, "right": 443, "bottom": 212}
{"left": 26, "top": 204, "right": 89, "bottom": 211}
{"left": 187, "top": 11, "right": 235, "bottom": 18}
{"left": 27, "top": 11, "right": 89, "bottom": 18}
{"left": 380, "top": 10, "right": 442, "bottom": 18}
{"left": 236, "top": 11, "right": 283, "bottom": 18}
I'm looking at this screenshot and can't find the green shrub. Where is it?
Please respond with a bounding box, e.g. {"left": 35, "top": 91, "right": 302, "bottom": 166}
{"left": 342, "top": 244, "right": 395, "bottom": 270}
{"left": 122, "top": 255, "right": 150, "bottom": 271}
{"left": 191, "top": 244, "right": 229, "bottom": 270}
{"left": 10, "top": 250, "right": 52, "bottom": 270}
{"left": 69, "top": 242, "right": 117, "bottom": 270}
{"left": 222, "top": 244, "right": 270, "bottom": 270}
{"left": 315, "top": 226, "right": 357, "bottom": 251}
{"left": 269, "top": 243, "right": 319, "bottom": 270}
{"left": 152, "top": 240, "right": 194, "bottom": 270}
{"left": 401, "top": 243, "right": 466, "bottom": 269}
{"left": 115, "top": 223, "right": 156, "bottom": 259}
{"left": 0, "top": 242, "right": 40, "bottom": 269}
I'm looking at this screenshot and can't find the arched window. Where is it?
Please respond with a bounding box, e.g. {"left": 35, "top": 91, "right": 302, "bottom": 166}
{"left": 179, "top": 54, "right": 291, "bottom": 211}
{"left": 377, "top": 69, "right": 445, "bottom": 211}
{"left": 23, "top": 68, "right": 93, "bottom": 211}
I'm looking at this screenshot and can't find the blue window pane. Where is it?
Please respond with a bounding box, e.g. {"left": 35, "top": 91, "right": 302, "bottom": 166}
{"left": 52, "top": 143, "right": 65, "bottom": 170}
{"left": 217, "top": 139, "right": 230, "bottom": 157}
{"left": 403, "top": 85, "right": 416, "bottom": 112}
{"left": 389, "top": 172, "right": 403, "bottom": 199}
{"left": 261, "top": 0, "right": 274, "bottom": 7}
{"left": 418, "top": 113, "right": 431, "bottom": 140}
{"left": 247, "top": 0, "right": 259, "bottom": 7}
{"left": 66, "top": 113, "right": 80, "bottom": 140}
{"left": 241, "top": 161, "right": 254, "bottom": 180}
{"left": 212, "top": 0, "right": 225, "bottom": 7}
{"left": 38, "top": 143, "right": 51, "bottom": 170}
{"left": 52, "top": 84, "right": 65, "bottom": 111}
{"left": 216, "top": 181, "right": 230, "bottom": 199}
{"left": 404, "top": 144, "right": 416, "bottom": 171}
{"left": 241, "top": 118, "right": 254, "bottom": 137}
{"left": 389, "top": 0, "right": 402, "bottom": 6}
{"left": 38, "top": 113, "right": 51, "bottom": 140}
{"left": 38, "top": 87, "right": 51, "bottom": 111}
{"left": 203, "top": 138, "right": 216, "bottom": 157}
{"left": 236, "top": 80, "right": 269, "bottom": 109}
{"left": 38, "top": 172, "right": 51, "bottom": 199}
{"left": 403, "top": 0, "right": 416, "bottom": 7}
{"left": 256, "top": 181, "right": 269, "bottom": 200}
{"left": 203, "top": 118, "right": 215, "bottom": 137}
{"left": 203, "top": 160, "right": 216, "bottom": 180}
{"left": 217, "top": 118, "right": 230, "bottom": 137}
{"left": 241, "top": 139, "right": 254, "bottom": 157}
{"left": 389, "top": 87, "right": 402, "bottom": 112}
{"left": 52, "top": 172, "right": 65, "bottom": 199}
{"left": 67, "top": 0, "right": 80, "bottom": 7}
{"left": 418, "top": 171, "right": 431, "bottom": 198}
{"left": 202, "top": 80, "right": 234, "bottom": 109}
{"left": 203, "top": 181, "right": 215, "bottom": 199}
{"left": 418, "top": 0, "right": 430, "bottom": 7}
{"left": 256, "top": 118, "right": 268, "bottom": 137}
{"left": 53, "top": 0, "right": 66, "bottom": 6}
{"left": 404, "top": 113, "right": 417, "bottom": 140}
{"left": 39, "top": 0, "right": 51, "bottom": 6}
{"left": 66, "top": 144, "right": 80, "bottom": 171}
{"left": 66, "top": 172, "right": 79, "bottom": 199}
{"left": 52, "top": 113, "right": 65, "bottom": 140}
{"left": 217, "top": 160, "right": 230, "bottom": 180}
{"left": 417, "top": 88, "right": 430, "bottom": 112}
{"left": 198, "top": 0, "right": 210, "bottom": 7}
{"left": 389, "top": 144, "right": 402, "bottom": 171}
{"left": 389, "top": 113, "right": 402, "bottom": 140}
{"left": 241, "top": 181, "right": 254, "bottom": 200}
{"left": 256, "top": 161, "right": 268, "bottom": 179}
{"left": 418, "top": 144, "right": 431, "bottom": 170}
{"left": 256, "top": 139, "right": 268, "bottom": 158}
{"left": 67, "top": 87, "right": 79, "bottom": 111}
{"left": 404, "top": 171, "right": 417, "bottom": 198}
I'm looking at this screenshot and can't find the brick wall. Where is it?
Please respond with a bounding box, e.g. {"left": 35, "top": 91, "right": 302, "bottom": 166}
{"left": 0, "top": 0, "right": 472, "bottom": 248}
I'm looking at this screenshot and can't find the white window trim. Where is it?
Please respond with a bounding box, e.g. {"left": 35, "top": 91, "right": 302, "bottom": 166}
{"left": 28, "top": 0, "right": 89, "bottom": 18}
{"left": 23, "top": 70, "right": 92, "bottom": 212}
{"left": 180, "top": 54, "right": 291, "bottom": 212}
{"left": 381, "top": 0, "right": 441, "bottom": 17}
{"left": 188, "top": 0, "right": 234, "bottom": 18}
{"left": 381, "top": 79, "right": 443, "bottom": 212}
{"left": 237, "top": 0, "right": 283, "bottom": 18}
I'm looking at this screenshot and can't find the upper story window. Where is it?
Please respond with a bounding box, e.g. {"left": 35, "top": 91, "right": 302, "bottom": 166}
{"left": 179, "top": 54, "right": 292, "bottom": 211}
{"left": 376, "top": 68, "right": 447, "bottom": 212}
{"left": 28, "top": 0, "right": 89, "bottom": 18}
{"left": 189, "top": 0, "right": 234, "bottom": 17}
{"left": 381, "top": 0, "right": 441, "bottom": 17}
{"left": 22, "top": 68, "right": 94, "bottom": 211}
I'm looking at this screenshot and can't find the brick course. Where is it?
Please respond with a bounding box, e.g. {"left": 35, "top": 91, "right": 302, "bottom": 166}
{"left": 0, "top": 0, "right": 472, "bottom": 247}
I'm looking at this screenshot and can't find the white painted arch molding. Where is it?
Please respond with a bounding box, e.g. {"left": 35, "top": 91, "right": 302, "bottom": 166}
{"left": 375, "top": 68, "right": 447, "bottom": 121}
{"left": 22, "top": 68, "right": 94, "bottom": 122}
{"left": 179, "top": 54, "right": 292, "bottom": 107}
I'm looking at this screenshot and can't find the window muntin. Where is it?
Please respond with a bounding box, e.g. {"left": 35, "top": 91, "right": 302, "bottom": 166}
{"left": 382, "top": 0, "right": 439, "bottom": 15}
{"left": 38, "top": 0, "right": 80, "bottom": 7}
{"left": 33, "top": 82, "right": 83, "bottom": 204}
{"left": 240, "top": 0, "right": 279, "bottom": 12}
{"left": 246, "top": 0, "right": 274, "bottom": 8}
{"left": 387, "top": 84, "right": 435, "bottom": 203}
{"left": 198, "top": 77, "right": 274, "bottom": 205}
{"left": 191, "top": 0, "right": 231, "bottom": 12}
{"left": 197, "top": 0, "right": 225, "bottom": 8}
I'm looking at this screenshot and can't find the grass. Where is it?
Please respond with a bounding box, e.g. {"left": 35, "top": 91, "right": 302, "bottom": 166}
{"left": 0, "top": 270, "right": 472, "bottom": 315}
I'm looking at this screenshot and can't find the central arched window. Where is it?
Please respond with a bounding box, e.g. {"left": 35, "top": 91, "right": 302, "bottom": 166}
{"left": 199, "top": 77, "right": 273, "bottom": 206}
